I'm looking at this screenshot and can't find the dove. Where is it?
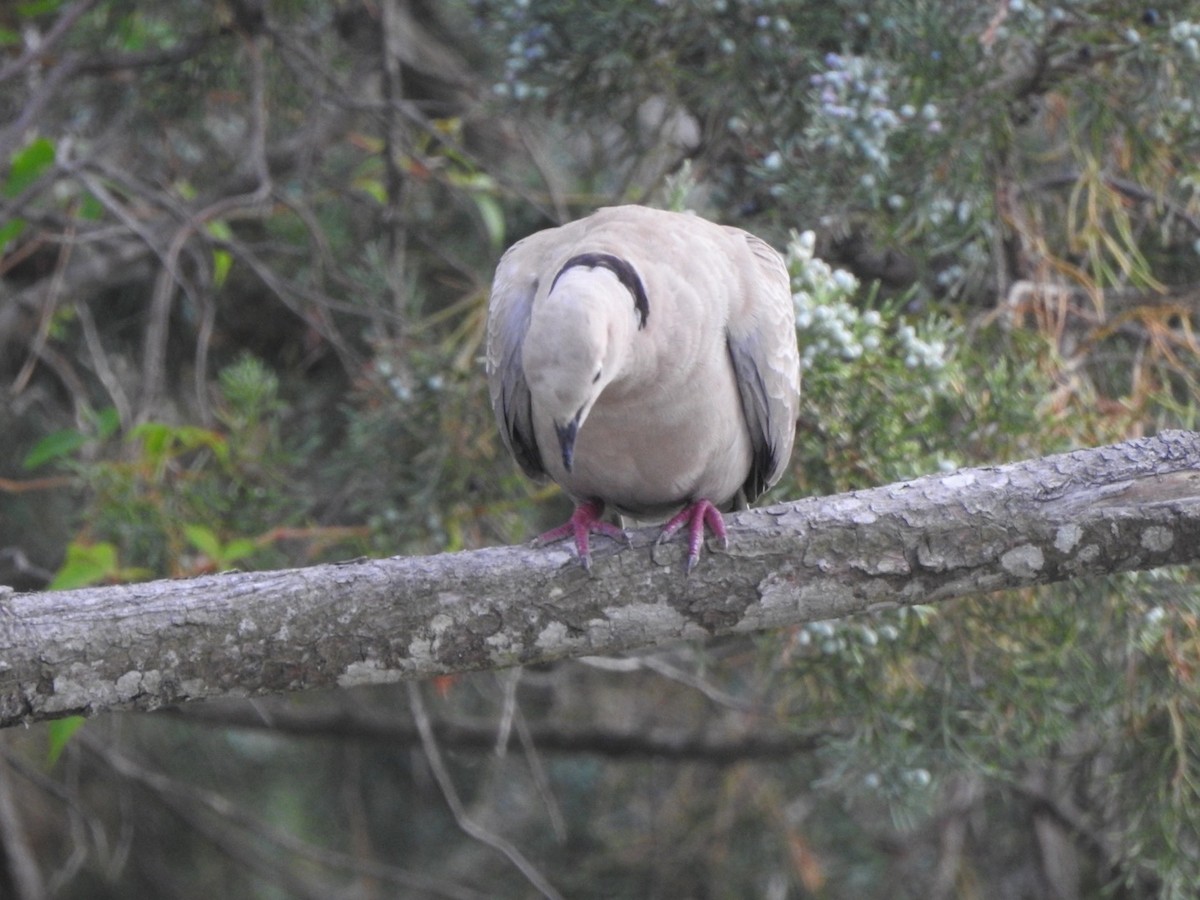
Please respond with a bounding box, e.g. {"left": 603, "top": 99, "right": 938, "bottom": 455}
{"left": 486, "top": 204, "right": 800, "bottom": 572}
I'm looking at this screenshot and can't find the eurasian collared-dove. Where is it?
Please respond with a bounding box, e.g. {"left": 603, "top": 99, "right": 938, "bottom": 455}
{"left": 486, "top": 204, "right": 800, "bottom": 571}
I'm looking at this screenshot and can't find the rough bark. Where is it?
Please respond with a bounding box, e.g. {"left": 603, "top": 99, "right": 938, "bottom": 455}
{"left": 1, "top": 431, "right": 1199, "bottom": 728}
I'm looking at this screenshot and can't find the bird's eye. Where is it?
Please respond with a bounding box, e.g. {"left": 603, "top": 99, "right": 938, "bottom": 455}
{"left": 592, "top": 368, "right": 602, "bottom": 384}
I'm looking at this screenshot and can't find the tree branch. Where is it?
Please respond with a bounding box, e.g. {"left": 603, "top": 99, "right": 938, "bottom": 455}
{"left": 168, "top": 699, "right": 830, "bottom": 762}
{"left": 2, "top": 431, "right": 1199, "bottom": 728}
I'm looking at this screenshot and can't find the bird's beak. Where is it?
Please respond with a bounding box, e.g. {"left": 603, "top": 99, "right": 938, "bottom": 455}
{"left": 555, "top": 414, "right": 580, "bottom": 472}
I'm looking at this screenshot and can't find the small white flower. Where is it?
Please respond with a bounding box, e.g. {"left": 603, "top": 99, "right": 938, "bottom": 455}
{"left": 832, "top": 269, "right": 859, "bottom": 292}
{"left": 808, "top": 620, "right": 836, "bottom": 637}
{"left": 905, "top": 768, "right": 932, "bottom": 788}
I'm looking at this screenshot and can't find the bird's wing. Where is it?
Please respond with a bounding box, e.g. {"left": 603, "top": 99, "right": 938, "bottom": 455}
{"left": 486, "top": 235, "right": 546, "bottom": 480}
{"left": 724, "top": 228, "right": 801, "bottom": 501}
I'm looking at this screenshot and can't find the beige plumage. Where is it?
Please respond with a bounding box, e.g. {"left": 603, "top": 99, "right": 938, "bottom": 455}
{"left": 486, "top": 205, "right": 800, "bottom": 571}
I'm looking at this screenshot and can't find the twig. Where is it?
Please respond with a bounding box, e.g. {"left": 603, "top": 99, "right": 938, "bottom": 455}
{"left": 79, "top": 730, "right": 484, "bottom": 900}
{"left": 0, "top": 0, "right": 97, "bottom": 83}
{"left": 11, "top": 216, "right": 73, "bottom": 395}
{"left": 407, "top": 682, "right": 566, "bottom": 900}
{"left": 581, "top": 653, "right": 758, "bottom": 712}
{"left": 512, "top": 705, "right": 569, "bottom": 842}
{"left": 75, "top": 298, "right": 132, "bottom": 430}
{"left": 493, "top": 667, "right": 520, "bottom": 757}
{"left": 170, "top": 699, "right": 830, "bottom": 762}
{"left": 0, "top": 756, "right": 44, "bottom": 899}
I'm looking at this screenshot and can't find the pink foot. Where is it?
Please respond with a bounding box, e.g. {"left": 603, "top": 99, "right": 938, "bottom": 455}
{"left": 534, "top": 499, "right": 628, "bottom": 570}
{"left": 657, "top": 499, "right": 728, "bottom": 573}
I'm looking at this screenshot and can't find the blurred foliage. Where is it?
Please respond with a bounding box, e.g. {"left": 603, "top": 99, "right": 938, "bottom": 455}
{"left": 1, "top": 0, "right": 1200, "bottom": 898}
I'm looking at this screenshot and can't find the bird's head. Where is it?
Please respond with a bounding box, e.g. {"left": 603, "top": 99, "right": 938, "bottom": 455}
{"left": 522, "top": 265, "right": 640, "bottom": 472}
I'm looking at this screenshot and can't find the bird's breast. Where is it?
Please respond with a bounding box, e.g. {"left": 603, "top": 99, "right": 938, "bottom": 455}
{"left": 534, "top": 356, "right": 752, "bottom": 519}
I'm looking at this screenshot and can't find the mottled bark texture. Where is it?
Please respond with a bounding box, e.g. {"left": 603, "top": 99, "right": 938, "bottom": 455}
{"left": 2, "top": 431, "right": 1199, "bottom": 728}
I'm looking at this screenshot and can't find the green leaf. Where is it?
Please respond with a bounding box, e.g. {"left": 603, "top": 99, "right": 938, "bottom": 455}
{"left": 131, "top": 421, "right": 172, "bottom": 463}
{"left": 78, "top": 191, "right": 104, "bottom": 220}
{"left": 206, "top": 220, "right": 233, "bottom": 243}
{"left": 18, "top": 1, "right": 67, "bottom": 16}
{"left": 22, "top": 406, "right": 120, "bottom": 469}
{"left": 46, "top": 716, "right": 85, "bottom": 768}
{"left": 473, "top": 193, "right": 506, "bottom": 251}
{"left": 129, "top": 422, "right": 231, "bottom": 476}
{"left": 50, "top": 542, "right": 119, "bottom": 590}
{"left": 211, "top": 249, "right": 232, "bottom": 288}
{"left": 0, "top": 217, "right": 27, "bottom": 254}
{"left": 94, "top": 405, "right": 121, "bottom": 441}
{"left": 221, "top": 538, "right": 258, "bottom": 565}
{"left": 184, "top": 524, "right": 222, "bottom": 559}
{"left": 204, "top": 220, "right": 234, "bottom": 287}
{"left": 5, "top": 136, "right": 55, "bottom": 198}
{"left": 176, "top": 425, "right": 229, "bottom": 463}
{"left": 23, "top": 428, "right": 87, "bottom": 470}
{"left": 353, "top": 176, "right": 388, "bottom": 205}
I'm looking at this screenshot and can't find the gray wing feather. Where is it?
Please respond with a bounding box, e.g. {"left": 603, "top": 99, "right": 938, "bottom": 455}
{"left": 725, "top": 229, "right": 800, "bottom": 502}
{"left": 486, "top": 238, "right": 546, "bottom": 480}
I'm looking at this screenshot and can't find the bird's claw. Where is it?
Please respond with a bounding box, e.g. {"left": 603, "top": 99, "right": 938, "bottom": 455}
{"left": 534, "top": 499, "right": 628, "bottom": 570}
{"left": 657, "top": 499, "right": 728, "bottom": 573}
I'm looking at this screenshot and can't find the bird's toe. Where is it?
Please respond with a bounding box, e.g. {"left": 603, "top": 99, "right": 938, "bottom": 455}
{"left": 534, "top": 500, "right": 627, "bottom": 569}
{"left": 658, "top": 499, "right": 728, "bottom": 573}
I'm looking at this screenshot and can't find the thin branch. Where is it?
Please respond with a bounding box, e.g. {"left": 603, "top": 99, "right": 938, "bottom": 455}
{"left": 378, "top": 0, "right": 411, "bottom": 329}
{"left": 190, "top": 31, "right": 273, "bottom": 424}
{"left": 0, "top": 757, "right": 44, "bottom": 900}
{"left": 1027, "top": 171, "right": 1200, "bottom": 238}
{"left": 407, "top": 683, "right": 565, "bottom": 900}
{"left": 0, "top": 18, "right": 213, "bottom": 162}
{"left": 493, "top": 667, "right": 520, "bottom": 757}
{"left": 169, "top": 699, "right": 829, "bottom": 763}
{"left": 78, "top": 731, "right": 485, "bottom": 900}
{"left": 0, "top": 0, "right": 98, "bottom": 83}
{"left": 75, "top": 295, "right": 133, "bottom": 430}
{"left": 10, "top": 215, "right": 73, "bottom": 395}
{"left": 511, "top": 704, "right": 569, "bottom": 841}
